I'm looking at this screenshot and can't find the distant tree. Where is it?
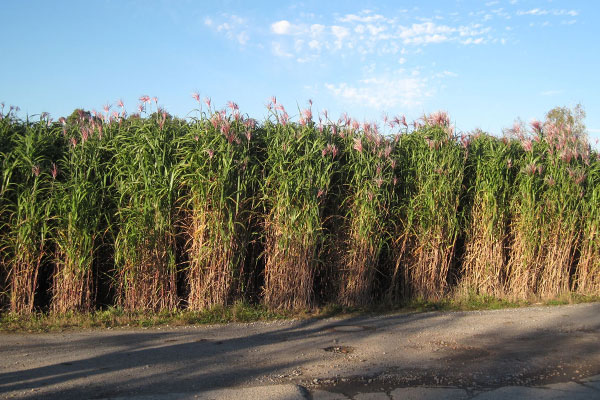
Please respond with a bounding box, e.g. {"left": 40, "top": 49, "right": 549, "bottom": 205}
{"left": 545, "top": 103, "right": 587, "bottom": 142}
{"left": 149, "top": 110, "right": 173, "bottom": 121}
{"left": 126, "top": 113, "right": 142, "bottom": 121}
{"left": 65, "top": 108, "right": 92, "bottom": 125}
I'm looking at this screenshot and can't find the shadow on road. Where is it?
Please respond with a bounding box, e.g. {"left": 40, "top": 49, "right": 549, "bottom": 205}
{"left": 1, "top": 304, "right": 599, "bottom": 399}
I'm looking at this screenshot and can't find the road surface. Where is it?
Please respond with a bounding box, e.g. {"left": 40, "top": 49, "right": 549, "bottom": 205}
{"left": 1, "top": 303, "right": 600, "bottom": 399}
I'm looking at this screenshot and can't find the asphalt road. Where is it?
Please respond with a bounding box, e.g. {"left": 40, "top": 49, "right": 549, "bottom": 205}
{"left": 1, "top": 303, "right": 600, "bottom": 399}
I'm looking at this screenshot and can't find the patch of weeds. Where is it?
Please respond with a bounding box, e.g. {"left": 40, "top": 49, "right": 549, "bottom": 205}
{"left": 231, "top": 301, "right": 288, "bottom": 322}
{"left": 545, "top": 298, "right": 570, "bottom": 306}
{"left": 400, "top": 298, "right": 454, "bottom": 312}
{"left": 451, "top": 293, "right": 523, "bottom": 310}
{"left": 570, "top": 293, "right": 600, "bottom": 303}
{"left": 544, "top": 293, "right": 600, "bottom": 306}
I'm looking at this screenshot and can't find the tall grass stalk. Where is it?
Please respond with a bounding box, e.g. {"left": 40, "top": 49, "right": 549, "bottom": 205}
{"left": 111, "top": 103, "right": 180, "bottom": 311}
{"left": 536, "top": 121, "right": 588, "bottom": 297}
{"left": 261, "top": 102, "right": 336, "bottom": 310}
{"left": 398, "top": 113, "right": 466, "bottom": 300}
{"left": 179, "top": 102, "right": 259, "bottom": 309}
{"left": 338, "top": 119, "right": 396, "bottom": 306}
{"left": 505, "top": 125, "right": 544, "bottom": 299}
{"left": 460, "top": 134, "right": 517, "bottom": 297}
{"left": 506, "top": 120, "right": 587, "bottom": 298}
{"left": 0, "top": 106, "right": 21, "bottom": 308}
{"left": 576, "top": 152, "right": 600, "bottom": 294}
{"left": 51, "top": 113, "right": 111, "bottom": 313}
{"left": 2, "top": 115, "right": 60, "bottom": 313}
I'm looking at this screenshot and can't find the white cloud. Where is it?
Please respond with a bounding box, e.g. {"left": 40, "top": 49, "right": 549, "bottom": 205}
{"left": 237, "top": 31, "right": 249, "bottom": 45}
{"left": 311, "top": 24, "right": 325, "bottom": 35}
{"left": 435, "top": 70, "right": 458, "bottom": 78}
{"left": 331, "top": 25, "right": 350, "bottom": 40}
{"left": 205, "top": 7, "right": 524, "bottom": 62}
{"left": 462, "top": 37, "right": 485, "bottom": 45}
{"left": 271, "top": 20, "right": 292, "bottom": 35}
{"left": 367, "top": 24, "right": 386, "bottom": 36}
{"left": 490, "top": 8, "right": 511, "bottom": 20}
{"left": 399, "top": 22, "right": 454, "bottom": 44}
{"left": 272, "top": 42, "right": 293, "bottom": 58}
{"left": 294, "top": 39, "right": 305, "bottom": 53}
{"left": 540, "top": 90, "right": 563, "bottom": 96}
{"left": 337, "top": 13, "right": 387, "bottom": 24}
{"left": 307, "top": 39, "right": 319, "bottom": 49}
{"left": 518, "top": 8, "right": 548, "bottom": 16}
{"left": 517, "top": 9, "right": 578, "bottom": 17}
{"left": 205, "top": 14, "right": 250, "bottom": 46}
{"left": 325, "top": 70, "right": 433, "bottom": 110}
{"left": 263, "top": 8, "right": 494, "bottom": 61}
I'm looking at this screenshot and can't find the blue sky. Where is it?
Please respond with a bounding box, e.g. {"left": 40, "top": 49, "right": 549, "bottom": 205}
{"left": 1, "top": 0, "right": 598, "bottom": 143}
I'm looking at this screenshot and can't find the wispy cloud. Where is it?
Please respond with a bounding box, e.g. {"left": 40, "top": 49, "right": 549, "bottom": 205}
{"left": 540, "top": 90, "right": 563, "bottom": 96}
{"left": 434, "top": 70, "right": 458, "bottom": 78}
{"left": 201, "top": 5, "right": 582, "bottom": 113}
{"left": 325, "top": 76, "right": 427, "bottom": 109}
{"left": 516, "top": 8, "right": 578, "bottom": 17}
{"left": 205, "top": 4, "right": 580, "bottom": 54}
{"left": 325, "top": 68, "right": 454, "bottom": 110}
{"left": 204, "top": 14, "right": 250, "bottom": 46}
{"left": 271, "top": 42, "right": 293, "bottom": 58}
{"left": 269, "top": 11, "right": 493, "bottom": 61}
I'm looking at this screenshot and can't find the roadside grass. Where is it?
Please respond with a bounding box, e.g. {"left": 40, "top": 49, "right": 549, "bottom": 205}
{"left": 2, "top": 294, "right": 598, "bottom": 333}
{"left": 0, "top": 301, "right": 293, "bottom": 333}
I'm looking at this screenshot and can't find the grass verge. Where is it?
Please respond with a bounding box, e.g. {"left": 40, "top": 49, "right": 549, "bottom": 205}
{"left": 2, "top": 294, "right": 598, "bottom": 333}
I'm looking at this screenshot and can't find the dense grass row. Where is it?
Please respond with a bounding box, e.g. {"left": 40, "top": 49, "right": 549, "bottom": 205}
{"left": 0, "top": 99, "right": 598, "bottom": 314}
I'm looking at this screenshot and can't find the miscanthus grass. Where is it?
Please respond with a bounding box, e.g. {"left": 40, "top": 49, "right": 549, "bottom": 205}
{"left": 535, "top": 121, "right": 588, "bottom": 297}
{"left": 505, "top": 124, "right": 545, "bottom": 299}
{"left": 576, "top": 151, "right": 600, "bottom": 294}
{"left": 337, "top": 117, "right": 397, "bottom": 307}
{"left": 261, "top": 100, "right": 337, "bottom": 310}
{"left": 506, "top": 119, "right": 588, "bottom": 299}
{"left": 111, "top": 98, "right": 180, "bottom": 311}
{"left": 179, "top": 98, "right": 260, "bottom": 310}
{"left": 460, "top": 133, "right": 518, "bottom": 297}
{"left": 0, "top": 105, "right": 20, "bottom": 308}
{"left": 1, "top": 113, "right": 60, "bottom": 313}
{"left": 51, "top": 111, "right": 112, "bottom": 313}
{"left": 397, "top": 113, "right": 466, "bottom": 300}
{"left": 1, "top": 97, "right": 599, "bottom": 315}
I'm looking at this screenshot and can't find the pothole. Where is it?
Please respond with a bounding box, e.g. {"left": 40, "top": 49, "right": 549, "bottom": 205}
{"left": 323, "top": 345, "right": 355, "bottom": 354}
